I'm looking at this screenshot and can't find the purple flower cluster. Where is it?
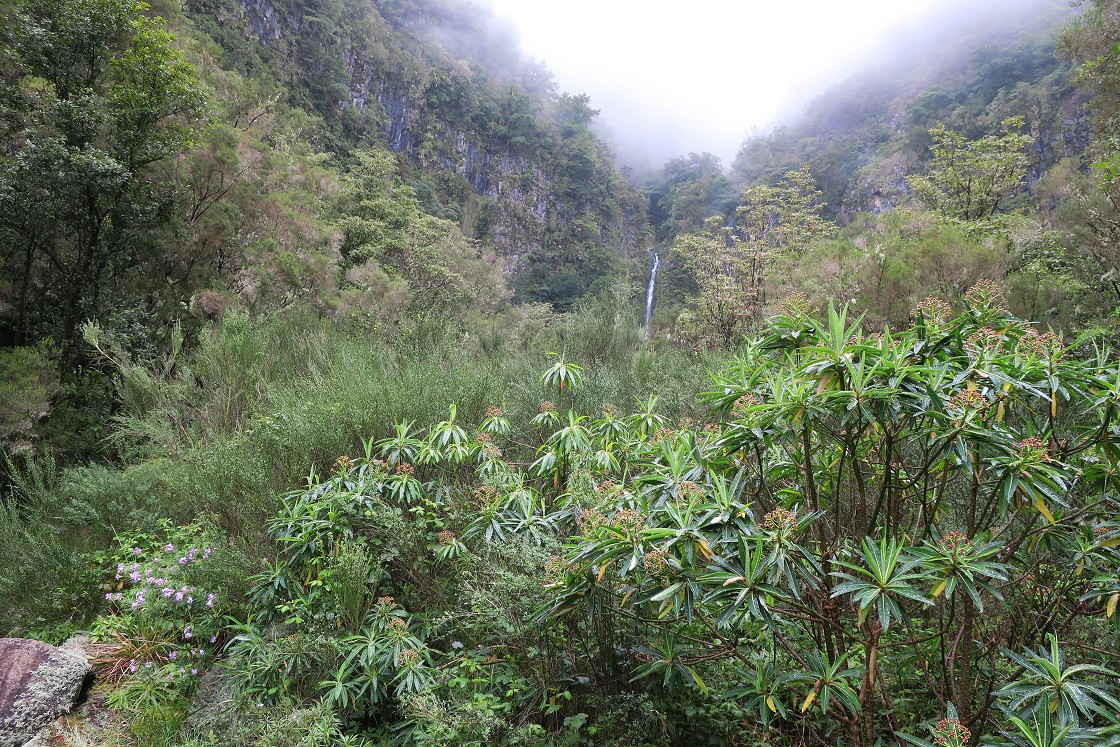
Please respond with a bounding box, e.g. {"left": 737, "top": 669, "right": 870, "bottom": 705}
{"left": 105, "top": 541, "right": 223, "bottom": 687}
{"left": 109, "top": 545, "right": 216, "bottom": 612}
{"left": 126, "top": 639, "right": 210, "bottom": 680}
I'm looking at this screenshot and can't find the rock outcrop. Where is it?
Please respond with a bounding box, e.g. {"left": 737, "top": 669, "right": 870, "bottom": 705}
{"left": 0, "top": 637, "right": 90, "bottom": 747}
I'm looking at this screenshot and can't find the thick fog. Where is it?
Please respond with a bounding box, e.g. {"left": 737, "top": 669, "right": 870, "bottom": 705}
{"left": 481, "top": 0, "right": 1078, "bottom": 172}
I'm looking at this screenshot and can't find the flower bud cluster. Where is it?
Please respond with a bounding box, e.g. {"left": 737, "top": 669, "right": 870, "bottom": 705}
{"left": 914, "top": 296, "right": 952, "bottom": 323}
{"left": 676, "top": 481, "right": 702, "bottom": 500}
{"left": 732, "top": 394, "right": 761, "bottom": 416}
{"left": 965, "top": 280, "right": 1006, "bottom": 310}
{"left": 777, "top": 291, "right": 814, "bottom": 317}
{"left": 1014, "top": 437, "right": 1047, "bottom": 456}
{"left": 949, "top": 389, "right": 988, "bottom": 412}
{"left": 938, "top": 531, "right": 973, "bottom": 556}
{"left": 760, "top": 508, "right": 797, "bottom": 533}
{"left": 965, "top": 328, "right": 1003, "bottom": 354}
{"left": 643, "top": 550, "right": 669, "bottom": 574}
{"left": 612, "top": 509, "right": 645, "bottom": 531}
{"left": 932, "top": 717, "right": 971, "bottom": 747}
{"left": 576, "top": 508, "right": 606, "bottom": 533}
{"left": 1018, "top": 329, "right": 1064, "bottom": 360}
{"left": 474, "top": 485, "right": 500, "bottom": 507}
{"left": 544, "top": 555, "right": 569, "bottom": 585}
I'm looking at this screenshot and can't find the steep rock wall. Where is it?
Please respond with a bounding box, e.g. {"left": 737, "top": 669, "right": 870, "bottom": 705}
{"left": 231, "top": 0, "right": 645, "bottom": 277}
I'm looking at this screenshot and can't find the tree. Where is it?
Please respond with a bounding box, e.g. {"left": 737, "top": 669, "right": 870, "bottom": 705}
{"left": 0, "top": 0, "right": 204, "bottom": 354}
{"left": 674, "top": 165, "right": 831, "bottom": 347}
{"left": 1060, "top": 0, "right": 1120, "bottom": 139}
{"left": 335, "top": 149, "right": 508, "bottom": 320}
{"left": 1053, "top": 0, "right": 1120, "bottom": 319}
{"left": 907, "top": 117, "right": 1032, "bottom": 222}
{"left": 542, "top": 296, "right": 1120, "bottom": 746}
{"left": 649, "top": 152, "right": 735, "bottom": 241}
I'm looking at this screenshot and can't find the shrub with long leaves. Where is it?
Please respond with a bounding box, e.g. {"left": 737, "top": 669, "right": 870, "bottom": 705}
{"left": 533, "top": 291, "right": 1120, "bottom": 746}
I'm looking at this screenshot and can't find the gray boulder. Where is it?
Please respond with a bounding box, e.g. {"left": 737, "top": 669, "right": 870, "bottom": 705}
{"left": 0, "top": 637, "right": 91, "bottom": 747}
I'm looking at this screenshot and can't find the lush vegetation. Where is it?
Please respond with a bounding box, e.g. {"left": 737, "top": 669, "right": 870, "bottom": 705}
{"left": 3, "top": 0, "right": 1120, "bottom": 745}
{"left": 7, "top": 295, "right": 1120, "bottom": 746}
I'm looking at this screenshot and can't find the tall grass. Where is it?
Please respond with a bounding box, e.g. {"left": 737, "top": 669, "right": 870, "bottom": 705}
{"left": 172, "top": 309, "right": 718, "bottom": 533}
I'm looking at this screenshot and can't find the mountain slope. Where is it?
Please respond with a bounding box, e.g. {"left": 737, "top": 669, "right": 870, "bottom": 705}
{"left": 730, "top": 1, "right": 1086, "bottom": 220}
{"left": 184, "top": 0, "right": 652, "bottom": 309}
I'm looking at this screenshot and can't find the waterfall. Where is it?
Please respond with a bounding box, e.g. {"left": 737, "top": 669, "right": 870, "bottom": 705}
{"left": 644, "top": 253, "right": 660, "bottom": 327}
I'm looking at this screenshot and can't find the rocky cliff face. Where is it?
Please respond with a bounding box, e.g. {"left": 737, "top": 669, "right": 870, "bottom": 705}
{"left": 229, "top": 0, "right": 642, "bottom": 276}
{"left": 1027, "top": 92, "right": 1092, "bottom": 185}
{"left": 834, "top": 90, "right": 1093, "bottom": 221}
{"left": 342, "top": 62, "right": 579, "bottom": 266}
{"left": 244, "top": 0, "right": 288, "bottom": 43}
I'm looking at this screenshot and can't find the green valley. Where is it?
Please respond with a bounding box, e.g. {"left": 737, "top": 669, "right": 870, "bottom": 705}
{"left": 2, "top": 1, "right": 1120, "bottom": 745}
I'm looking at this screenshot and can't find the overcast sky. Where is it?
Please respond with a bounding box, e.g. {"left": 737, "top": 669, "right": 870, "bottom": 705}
{"left": 478, "top": 0, "right": 1049, "bottom": 171}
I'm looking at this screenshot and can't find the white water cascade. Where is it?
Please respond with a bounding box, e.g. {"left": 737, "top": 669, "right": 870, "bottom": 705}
{"left": 643, "top": 252, "right": 660, "bottom": 328}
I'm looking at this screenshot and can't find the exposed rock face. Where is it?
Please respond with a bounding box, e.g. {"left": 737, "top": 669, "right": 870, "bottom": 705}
{"left": 244, "top": 0, "right": 287, "bottom": 43}
{"left": 1028, "top": 93, "right": 1093, "bottom": 185}
{"left": 224, "top": 0, "right": 649, "bottom": 287}
{"left": 0, "top": 638, "right": 90, "bottom": 747}
{"left": 236, "top": 0, "right": 593, "bottom": 260}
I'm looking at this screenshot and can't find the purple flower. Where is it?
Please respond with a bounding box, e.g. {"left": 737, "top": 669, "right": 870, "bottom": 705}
{"left": 162, "top": 587, "right": 174, "bottom": 598}
{"left": 105, "top": 593, "right": 113, "bottom": 600}
{"left": 129, "top": 571, "right": 141, "bottom": 582}
{"left": 133, "top": 547, "right": 142, "bottom": 556}
{"left": 191, "top": 668, "right": 197, "bottom": 675}
{"left": 145, "top": 661, "right": 152, "bottom": 669}
{"left": 183, "top": 626, "right": 192, "bottom": 638}
{"left": 169, "top": 651, "right": 177, "bottom": 660}
{"left": 209, "top": 635, "right": 217, "bottom": 643}
{"left": 186, "top": 596, "right": 193, "bottom": 605}
{"left": 174, "top": 591, "right": 184, "bottom": 601}
{"left": 178, "top": 557, "right": 187, "bottom": 564}
{"left": 164, "top": 544, "right": 174, "bottom": 552}
{"left": 203, "top": 548, "right": 212, "bottom": 559}
{"left": 206, "top": 593, "right": 215, "bottom": 608}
